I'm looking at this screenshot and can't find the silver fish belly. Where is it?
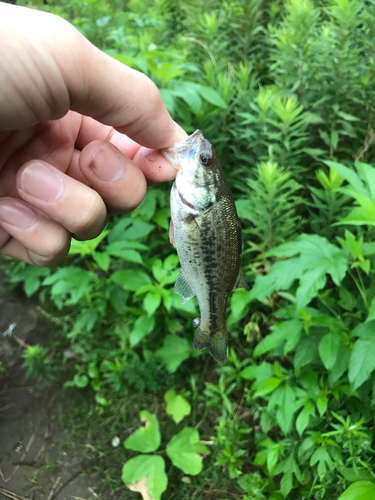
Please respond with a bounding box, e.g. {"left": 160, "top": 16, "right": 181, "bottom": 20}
{"left": 163, "top": 130, "right": 248, "bottom": 363}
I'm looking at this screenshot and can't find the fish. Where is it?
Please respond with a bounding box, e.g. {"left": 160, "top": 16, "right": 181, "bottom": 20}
{"left": 162, "top": 130, "right": 249, "bottom": 364}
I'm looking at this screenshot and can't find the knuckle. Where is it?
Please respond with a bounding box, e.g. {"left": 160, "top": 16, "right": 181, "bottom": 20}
{"left": 32, "top": 230, "right": 71, "bottom": 266}
{"left": 70, "top": 191, "right": 106, "bottom": 235}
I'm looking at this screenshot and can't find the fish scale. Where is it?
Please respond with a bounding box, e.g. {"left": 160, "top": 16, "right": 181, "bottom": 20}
{"left": 162, "top": 130, "right": 249, "bottom": 363}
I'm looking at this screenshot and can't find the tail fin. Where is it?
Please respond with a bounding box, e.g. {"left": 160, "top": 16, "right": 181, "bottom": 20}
{"left": 193, "top": 327, "right": 227, "bottom": 364}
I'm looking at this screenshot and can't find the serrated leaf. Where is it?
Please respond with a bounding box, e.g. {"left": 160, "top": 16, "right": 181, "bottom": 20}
{"left": 254, "top": 320, "right": 302, "bottom": 357}
{"left": 250, "top": 235, "right": 348, "bottom": 310}
{"left": 164, "top": 390, "right": 191, "bottom": 424}
{"left": 124, "top": 411, "right": 161, "bottom": 453}
{"left": 338, "top": 481, "right": 375, "bottom": 500}
{"left": 318, "top": 332, "right": 340, "bottom": 369}
{"left": 166, "top": 427, "right": 209, "bottom": 475}
{"left": 122, "top": 455, "right": 167, "bottom": 500}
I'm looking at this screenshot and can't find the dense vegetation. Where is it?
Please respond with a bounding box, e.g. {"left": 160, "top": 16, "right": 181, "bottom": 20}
{"left": 2, "top": 0, "right": 375, "bottom": 498}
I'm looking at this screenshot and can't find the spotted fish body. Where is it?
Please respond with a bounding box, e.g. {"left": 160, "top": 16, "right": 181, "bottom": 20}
{"left": 162, "top": 130, "right": 249, "bottom": 364}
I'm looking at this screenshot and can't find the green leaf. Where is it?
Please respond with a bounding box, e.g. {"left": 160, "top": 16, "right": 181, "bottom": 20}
{"left": 166, "top": 427, "right": 209, "bottom": 475}
{"left": 164, "top": 390, "right": 191, "bottom": 424}
{"left": 250, "top": 235, "right": 348, "bottom": 311}
{"left": 254, "top": 320, "right": 302, "bottom": 357}
{"left": 93, "top": 251, "right": 111, "bottom": 271}
{"left": 318, "top": 332, "right": 340, "bottom": 370}
{"left": 107, "top": 248, "right": 143, "bottom": 264}
{"left": 124, "top": 411, "right": 161, "bottom": 453}
{"left": 338, "top": 481, "right": 375, "bottom": 500}
{"left": 367, "top": 297, "right": 375, "bottom": 322}
{"left": 130, "top": 315, "right": 155, "bottom": 347}
{"left": 73, "top": 374, "right": 89, "bottom": 388}
{"left": 329, "top": 343, "right": 351, "bottom": 384}
{"left": 144, "top": 291, "right": 162, "bottom": 316}
{"left": 253, "top": 377, "right": 281, "bottom": 397}
{"left": 349, "top": 338, "right": 375, "bottom": 390}
{"left": 276, "top": 384, "right": 296, "bottom": 435}
{"left": 294, "top": 337, "right": 318, "bottom": 369}
{"left": 296, "top": 401, "right": 315, "bottom": 436}
{"left": 123, "top": 222, "right": 155, "bottom": 240}
{"left": 317, "top": 395, "right": 328, "bottom": 417}
{"left": 156, "top": 335, "right": 191, "bottom": 373}
{"left": 111, "top": 270, "right": 152, "bottom": 291}
{"left": 122, "top": 455, "right": 167, "bottom": 500}
{"left": 198, "top": 86, "right": 227, "bottom": 108}
{"left": 69, "top": 231, "right": 109, "bottom": 255}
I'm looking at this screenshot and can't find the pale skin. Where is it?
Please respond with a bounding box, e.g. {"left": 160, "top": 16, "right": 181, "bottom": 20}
{"left": 0, "top": 2, "right": 186, "bottom": 266}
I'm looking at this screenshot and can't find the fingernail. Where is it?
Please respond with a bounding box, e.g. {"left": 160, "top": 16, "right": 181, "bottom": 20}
{"left": 21, "top": 163, "right": 64, "bottom": 202}
{"left": 90, "top": 144, "right": 125, "bottom": 182}
{"left": 0, "top": 200, "right": 36, "bottom": 228}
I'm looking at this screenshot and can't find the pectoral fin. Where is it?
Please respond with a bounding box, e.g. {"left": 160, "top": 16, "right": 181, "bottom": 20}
{"left": 174, "top": 269, "right": 195, "bottom": 304}
{"left": 169, "top": 219, "right": 176, "bottom": 248}
{"left": 233, "top": 265, "right": 250, "bottom": 290}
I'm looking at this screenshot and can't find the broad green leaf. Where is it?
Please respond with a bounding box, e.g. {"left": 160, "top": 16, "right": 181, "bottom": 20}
{"left": 144, "top": 291, "right": 162, "bottom": 316}
{"left": 329, "top": 343, "right": 351, "bottom": 384}
{"left": 111, "top": 270, "right": 152, "bottom": 291}
{"left": 69, "top": 231, "right": 109, "bottom": 255}
{"left": 231, "top": 288, "right": 250, "bottom": 321}
{"left": 349, "top": 338, "right": 375, "bottom": 390}
{"left": 122, "top": 455, "right": 167, "bottom": 500}
{"left": 296, "top": 401, "right": 315, "bottom": 436}
{"left": 124, "top": 411, "right": 161, "bottom": 453}
{"left": 276, "top": 383, "right": 296, "bottom": 435}
{"left": 318, "top": 332, "right": 340, "bottom": 369}
{"left": 317, "top": 394, "right": 328, "bottom": 417}
{"left": 107, "top": 248, "right": 143, "bottom": 264}
{"left": 324, "top": 160, "right": 366, "bottom": 196}
{"left": 198, "top": 86, "right": 227, "bottom": 108}
{"left": 253, "top": 377, "right": 281, "bottom": 397}
{"left": 367, "top": 297, "right": 375, "bottom": 322}
{"left": 123, "top": 222, "right": 155, "bottom": 240}
{"left": 93, "top": 251, "right": 111, "bottom": 271}
{"left": 294, "top": 337, "right": 318, "bottom": 369}
{"left": 130, "top": 315, "right": 155, "bottom": 347}
{"left": 166, "top": 427, "right": 209, "bottom": 475}
{"left": 73, "top": 374, "right": 89, "bottom": 388}
{"left": 250, "top": 235, "right": 348, "bottom": 310}
{"left": 254, "top": 320, "right": 302, "bottom": 357}
{"left": 338, "top": 481, "right": 375, "bottom": 500}
{"left": 164, "top": 390, "right": 191, "bottom": 424}
{"left": 156, "top": 335, "right": 191, "bottom": 373}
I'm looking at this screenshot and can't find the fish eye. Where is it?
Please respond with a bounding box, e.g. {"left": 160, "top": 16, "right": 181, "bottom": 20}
{"left": 199, "top": 153, "right": 212, "bottom": 166}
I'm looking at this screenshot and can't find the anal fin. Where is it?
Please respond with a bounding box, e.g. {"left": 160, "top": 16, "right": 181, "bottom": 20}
{"left": 233, "top": 265, "right": 250, "bottom": 290}
{"left": 174, "top": 269, "right": 195, "bottom": 304}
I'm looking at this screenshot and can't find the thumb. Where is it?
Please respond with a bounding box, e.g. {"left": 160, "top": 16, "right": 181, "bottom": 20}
{"left": 0, "top": 3, "right": 184, "bottom": 149}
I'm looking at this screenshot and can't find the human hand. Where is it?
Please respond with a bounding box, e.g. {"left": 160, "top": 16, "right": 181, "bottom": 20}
{"left": 0, "top": 2, "right": 186, "bottom": 266}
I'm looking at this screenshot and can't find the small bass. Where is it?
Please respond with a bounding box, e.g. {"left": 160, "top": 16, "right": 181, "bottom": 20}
{"left": 162, "top": 130, "right": 249, "bottom": 364}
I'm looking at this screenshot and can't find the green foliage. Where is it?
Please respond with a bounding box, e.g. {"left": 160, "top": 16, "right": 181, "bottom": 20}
{"left": 6, "top": 0, "right": 375, "bottom": 497}
{"left": 123, "top": 403, "right": 209, "bottom": 498}
{"left": 22, "top": 345, "right": 55, "bottom": 381}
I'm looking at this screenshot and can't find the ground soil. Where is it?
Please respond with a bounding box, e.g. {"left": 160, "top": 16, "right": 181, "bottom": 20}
{"left": 0, "top": 272, "right": 98, "bottom": 500}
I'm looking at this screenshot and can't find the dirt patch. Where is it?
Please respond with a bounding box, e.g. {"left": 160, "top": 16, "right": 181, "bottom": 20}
{"left": 0, "top": 272, "right": 99, "bottom": 500}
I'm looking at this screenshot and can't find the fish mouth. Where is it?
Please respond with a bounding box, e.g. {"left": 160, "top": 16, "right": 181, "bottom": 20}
{"left": 161, "top": 129, "right": 205, "bottom": 169}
